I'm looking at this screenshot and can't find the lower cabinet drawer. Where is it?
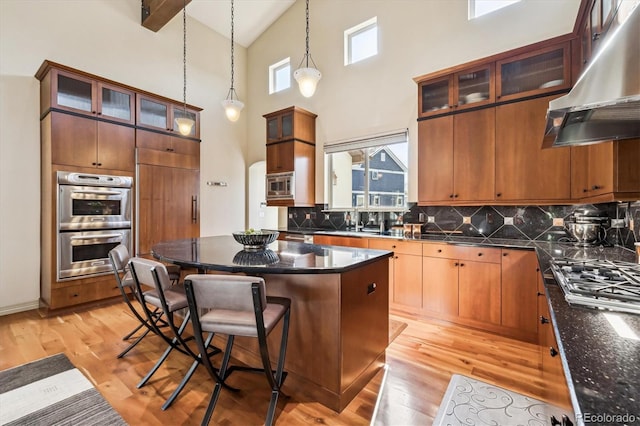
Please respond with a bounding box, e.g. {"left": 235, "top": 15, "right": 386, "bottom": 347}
{"left": 369, "top": 238, "right": 423, "bottom": 255}
{"left": 50, "top": 278, "right": 121, "bottom": 309}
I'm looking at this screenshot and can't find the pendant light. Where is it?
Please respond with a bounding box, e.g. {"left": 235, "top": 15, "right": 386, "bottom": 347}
{"left": 293, "top": 0, "right": 321, "bottom": 98}
{"left": 221, "top": 0, "right": 244, "bottom": 122}
{"left": 175, "top": 0, "right": 195, "bottom": 136}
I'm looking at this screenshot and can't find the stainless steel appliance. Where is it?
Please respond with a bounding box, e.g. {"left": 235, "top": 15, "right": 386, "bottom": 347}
{"left": 565, "top": 207, "right": 609, "bottom": 246}
{"left": 57, "top": 171, "right": 133, "bottom": 280}
{"left": 58, "top": 229, "right": 131, "bottom": 279}
{"left": 543, "top": 5, "right": 640, "bottom": 148}
{"left": 266, "top": 171, "right": 294, "bottom": 201}
{"left": 58, "top": 171, "right": 132, "bottom": 230}
{"left": 550, "top": 258, "right": 640, "bottom": 314}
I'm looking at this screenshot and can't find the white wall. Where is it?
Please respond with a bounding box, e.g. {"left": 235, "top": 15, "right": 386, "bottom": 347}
{"left": 246, "top": 0, "right": 581, "bottom": 204}
{"left": 0, "top": 0, "right": 247, "bottom": 314}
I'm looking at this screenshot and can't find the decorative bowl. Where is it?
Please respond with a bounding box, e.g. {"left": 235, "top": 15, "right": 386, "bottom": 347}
{"left": 232, "top": 249, "right": 280, "bottom": 266}
{"left": 232, "top": 230, "right": 279, "bottom": 250}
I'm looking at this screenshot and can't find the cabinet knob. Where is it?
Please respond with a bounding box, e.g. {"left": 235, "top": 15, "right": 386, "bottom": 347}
{"left": 449, "top": 194, "right": 454, "bottom": 198}
{"left": 537, "top": 291, "right": 544, "bottom": 296}
{"left": 392, "top": 245, "right": 396, "bottom": 249}
{"left": 477, "top": 252, "right": 483, "bottom": 257}
{"left": 503, "top": 252, "right": 508, "bottom": 257}
{"left": 437, "top": 249, "right": 442, "bottom": 253}
{"left": 592, "top": 185, "right": 602, "bottom": 190}
{"left": 536, "top": 268, "right": 540, "bottom": 272}
{"left": 496, "top": 193, "right": 502, "bottom": 197}
{"left": 459, "top": 263, "right": 465, "bottom": 267}
{"left": 454, "top": 194, "right": 459, "bottom": 198}
{"left": 92, "top": 162, "right": 97, "bottom": 166}
{"left": 454, "top": 262, "right": 459, "bottom": 267}
{"left": 583, "top": 188, "right": 589, "bottom": 192}
{"left": 540, "top": 315, "right": 549, "bottom": 324}
{"left": 394, "top": 256, "right": 399, "bottom": 259}
{"left": 97, "top": 163, "right": 102, "bottom": 166}
{"left": 549, "top": 347, "right": 558, "bottom": 357}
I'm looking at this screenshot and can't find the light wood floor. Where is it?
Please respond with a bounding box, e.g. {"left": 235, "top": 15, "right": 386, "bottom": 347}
{"left": 0, "top": 301, "right": 568, "bottom": 425}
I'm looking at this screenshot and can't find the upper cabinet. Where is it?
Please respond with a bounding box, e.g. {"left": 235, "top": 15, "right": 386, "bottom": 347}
{"left": 419, "top": 64, "right": 495, "bottom": 118}
{"left": 496, "top": 42, "right": 571, "bottom": 102}
{"left": 38, "top": 66, "right": 135, "bottom": 125}
{"left": 415, "top": 38, "right": 573, "bottom": 119}
{"left": 580, "top": 0, "right": 620, "bottom": 69}
{"left": 264, "top": 106, "right": 317, "bottom": 144}
{"left": 137, "top": 94, "right": 200, "bottom": 139}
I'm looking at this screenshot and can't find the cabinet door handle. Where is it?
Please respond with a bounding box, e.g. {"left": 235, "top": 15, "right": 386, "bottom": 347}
{"left": 437, "top": 249, "right": 442, "bottom": 253}
{"left": 453, "top": 194, "right": 459, "bottom": 198}
{"left": 540, "top": 315, "right": 549, "bottom": 324}
{"left": 449, "top": 194, "right": 454, "bottom": 198}
{"left": 537, "top": 291, "right": 544, "bottom": 296}
{"left": 496, "top": 193, "right": 502, "bottom": 197}
{"left": 454, "top": 262, "right": 459, "bottom": 267}
{"left": 592, "top": 185, "right": 602, "bottom": 190}
{"left": 477, "top": 252, "right": 483, "bottom": 257}
{"left": 191, "top": 196, "right": 198, "bottom": 223}
{"left": 459, "top": 263, "right": 465, "bottom": 267}
{"left": 503, "top": 252, "right": 508, "bottom": 257}
{"left": 549, "top": 347, "right": 558, "bottom": 357}
{"left": 583, "top": 188, "right": 589, "bottom": 192}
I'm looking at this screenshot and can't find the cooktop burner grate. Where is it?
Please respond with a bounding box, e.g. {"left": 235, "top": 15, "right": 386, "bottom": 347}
{"left": 550, "top": 258, "right": 640, "bottom": 314}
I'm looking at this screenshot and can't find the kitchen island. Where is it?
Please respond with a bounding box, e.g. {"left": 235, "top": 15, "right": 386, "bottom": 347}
{"left": 152, "top": 235, "right": 392, "bottom": 412}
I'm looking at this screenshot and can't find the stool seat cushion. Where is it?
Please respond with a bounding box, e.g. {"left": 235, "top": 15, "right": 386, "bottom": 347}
{"left": 144, "top": 285, "right": 188, "bottom": 312}
{"left": 200, "top": 303, "right": 288, "bottom": 337}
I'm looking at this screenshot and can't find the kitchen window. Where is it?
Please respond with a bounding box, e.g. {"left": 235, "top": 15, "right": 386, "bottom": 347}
{"left": 325, "top": 129, "right": 408, "bottom": 210}
{"left": 269, "top": 57, "right": 290, "bottom": 94}
{"left": 344, "top": 17, "right": 378, "bottom": 65}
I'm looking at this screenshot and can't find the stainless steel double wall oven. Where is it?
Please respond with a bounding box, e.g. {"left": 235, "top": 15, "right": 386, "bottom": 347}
{"left": 57, "top": 171, "right": 132, "bottom": 280}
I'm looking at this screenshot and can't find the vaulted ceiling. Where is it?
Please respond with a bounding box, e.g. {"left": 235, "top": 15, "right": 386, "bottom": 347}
{"left": 142, "top": 0, "right": 296, "bottom": 47}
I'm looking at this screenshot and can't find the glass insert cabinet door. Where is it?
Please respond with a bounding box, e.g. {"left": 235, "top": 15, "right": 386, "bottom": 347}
{"left": 98, "top": 83, "right": 134, "bottom": 123}
{"left": 138, "top": 96, "right": 169, "bottom": 131}
{"left": 497, "top": 42, "right": 570, "bottom": 101}
{"left": 419, "top": 77, "right": 453, "bottom": 116}
{"left": 266, "top": 112, "right": 294, "bottom": 142}
{"left": 456, "top": 65, "right": 493, "bottom": 108}
{"left": 56, "top": 72, "right": 93, "bottom": 113}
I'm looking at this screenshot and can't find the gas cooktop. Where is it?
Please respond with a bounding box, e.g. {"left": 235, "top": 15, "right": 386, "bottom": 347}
{"left": 550, "top": 258, "right": 640, "bottom": 315}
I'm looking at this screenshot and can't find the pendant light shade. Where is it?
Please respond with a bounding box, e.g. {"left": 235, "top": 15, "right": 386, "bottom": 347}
{"left": 294, "top": 0, "right": 321, "bottom": 98}
{"left": 177, "top": 0, "right": 195, "bottom": 136}
{"left": 222, "top": 0, "right": 244, "bottom": 122}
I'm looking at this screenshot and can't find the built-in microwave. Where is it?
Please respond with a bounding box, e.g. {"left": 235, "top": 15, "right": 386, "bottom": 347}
{"left": 266, "top": 171, "right": 295, "bottom": 200}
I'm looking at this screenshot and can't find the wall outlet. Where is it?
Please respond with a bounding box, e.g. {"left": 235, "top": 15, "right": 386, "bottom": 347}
{"left": 504, "top": 217, "right": 514, "bottom": 225}
{"left": 463, "top": 216, "right": 471, "bottom": 224}
{"left": 553, "top": 218, "right": 564, "bottom": 227}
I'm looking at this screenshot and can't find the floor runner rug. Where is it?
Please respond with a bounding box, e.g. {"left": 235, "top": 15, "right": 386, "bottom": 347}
{"left": 0, "top": 353, "right": 126, "bottom": 426}
{"left": 434, "top": 374, "right": 573, "bottom": 426}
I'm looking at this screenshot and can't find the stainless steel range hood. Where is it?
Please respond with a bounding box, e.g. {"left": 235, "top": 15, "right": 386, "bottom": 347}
{"left": 542, "top": 3, "right": 640, "bottom": 148}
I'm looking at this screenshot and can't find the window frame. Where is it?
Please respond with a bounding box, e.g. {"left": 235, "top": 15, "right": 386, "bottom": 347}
{"left": 344, "top": 17, "right": 378, "bottom": 66}
{"left": 268, "top": 57, "right": 291, "bottom": 94}
{"left": 469, "top": 0, "right": 521, "bottom": 19}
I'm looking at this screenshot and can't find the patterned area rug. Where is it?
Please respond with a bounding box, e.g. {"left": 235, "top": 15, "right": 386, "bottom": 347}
{"left": 434, "top": 374, "right": 573, "bottom": 426}
{"left": 0, "top": 353, "right": 126, "bottom": 426}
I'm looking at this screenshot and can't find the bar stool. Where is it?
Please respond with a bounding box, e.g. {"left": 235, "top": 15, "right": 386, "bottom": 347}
{"left": 128, "top": 258, "right": 219, "bottom": 410}
{"left": 108, "top": 244, "right": 166, "bottom": 358}
{"left": 184, "top": 274, "right": 291, "bottom": 426}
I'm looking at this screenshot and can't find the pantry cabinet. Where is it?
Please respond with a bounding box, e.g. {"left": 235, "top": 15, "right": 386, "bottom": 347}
{"left": 264, "top": 106, "right": 317, "bottom": 144}
{"left": 47, "top": 111, "right": 135, "bottom": 172}
{"left": 417, "top": 108, "right": 495, "bottom": 204}
{"left": 495, "top": 95, "right": 571, "bottom": 201}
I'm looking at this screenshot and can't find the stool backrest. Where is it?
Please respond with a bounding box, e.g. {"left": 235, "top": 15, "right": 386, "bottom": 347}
{"left": 129, "top": 258, "right": 172, "bottom": 291}
{"left": 184, "top": 274, "right": 267, "bottom": 312}
{"left": 109, "top": 244, "right": 130, "bottom": 273}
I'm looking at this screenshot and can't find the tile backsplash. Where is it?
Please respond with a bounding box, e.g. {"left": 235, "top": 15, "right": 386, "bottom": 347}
{"left": 286, "top": 201, "right": 640, "bottom": 250}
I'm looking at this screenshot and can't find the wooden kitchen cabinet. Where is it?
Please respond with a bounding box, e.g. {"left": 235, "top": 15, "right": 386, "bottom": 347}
{"left": 501, "top": 249, "right": 539, "bottom": 343}
{"left": 264, "top": 106, "right": 317, "bottom": 144}
{"left": 264, "top": 106, "right": 317, "bottom": 207}
{"left": 48, "top": 111, "right": 135, "bottom": 172}
{"left": 37, "top": 63, "right": 135, "bottom": 125}
{"left": 537, "top": 273, "right": 573, "bottom": 410}
{"left": 266, "top": 142, "right": 295, "bottom": 173}
{"left": 422, "top": 256, "right": 459, "bottom": 316}
{"left": 457, "top": 255, "right": 502, "bottom": 326}
{"left": 369, "top": 239, "right": 423, "bottom": 312}
{"left": 137, "top": 94, "right": 200, "bottom": 139}
{"left": 495, "top": 95, "right": 571, "bottom": 202}
{"left": 496, "top": 42, "right": 571, "bottom": 102}
{"left": 313, "top": 234, "right": 369, "bottom": 248}
{"left": 418, "top": 108, "right": 495, "bottom": 204}
{"left": 418, "top": 63, "right": 494, "bottom": 118}
{"left": 571, "top": 139, "right": 640, "bottom": 202}
{"left": 136, "top": 129, "right": 199, "bottom": 157}
{"left": 137, "top": 164, "right": 200, "bottom": 255}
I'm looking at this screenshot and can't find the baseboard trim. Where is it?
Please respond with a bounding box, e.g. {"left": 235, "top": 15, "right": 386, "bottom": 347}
{"left": 0, "top": 301, "right": 40, "bottom": 317}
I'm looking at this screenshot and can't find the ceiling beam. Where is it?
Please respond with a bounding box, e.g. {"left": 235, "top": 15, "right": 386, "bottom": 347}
{"left": 141, "top": 0, "right": 192, "bottom": 32}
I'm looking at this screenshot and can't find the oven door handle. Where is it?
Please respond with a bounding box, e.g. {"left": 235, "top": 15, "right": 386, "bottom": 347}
{"left": 70, "top": 233, "right": 123, "bottom": 241}
{"left": 70, "top": 189, "right": 123, "bottom": 196}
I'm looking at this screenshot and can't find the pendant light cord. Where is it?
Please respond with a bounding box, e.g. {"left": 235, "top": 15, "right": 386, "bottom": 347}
{"left": 304, "top": 0, "right": 309, "bottom": 67}
{"left": 230, "top": 0, "right": 235, "bottom": 92}
{"left": 182, "top": 0, "right": 187, "bottom": 112}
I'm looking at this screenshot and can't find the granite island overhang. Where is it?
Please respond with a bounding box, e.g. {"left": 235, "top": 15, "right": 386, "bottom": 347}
{"left": 152, "top": 235, "right": 393, "bottom": 412}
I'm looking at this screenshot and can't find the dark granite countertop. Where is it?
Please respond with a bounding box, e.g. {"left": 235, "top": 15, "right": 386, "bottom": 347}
{"left": 152, "top": 235, "right": 392, "bottom": 274}
{"left": 282, "top": 228, "right": 640, "bottom": 422}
